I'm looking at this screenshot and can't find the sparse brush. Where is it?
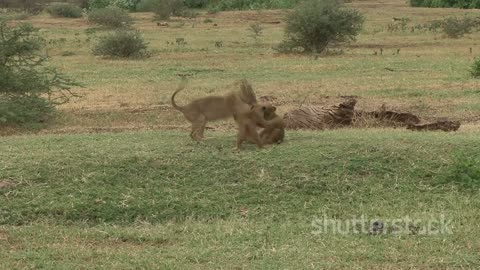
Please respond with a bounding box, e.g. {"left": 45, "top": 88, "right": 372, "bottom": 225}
{"left": 471, "top": 57, "right": 480, "bottom": 78}
{"left": 248, "top": 22, "right": 263, "bottom": 42}
{"left": 0, "top": 21, "right": 80, "bottom": 126}
{"left": 46, "top": 2, "right": 83, "bottom": 18}
{"left": 277, "top": 0, "right": 364, "bottom": 54}
{"left": 88, "top": 6, "right": 133, "bottom": 28}
{"left": 138, "top": 0, "right": 187, "bottom": 20}
{"left": 92, "top": 29, "right": 150, "bottom": 58}
{"left": 442, "top": 16, "right": 475, "bottom": 38}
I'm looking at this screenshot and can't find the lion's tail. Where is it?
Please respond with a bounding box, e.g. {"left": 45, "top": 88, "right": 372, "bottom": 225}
{"left": 171, "top": 79, "right": 188, "bottom": 111}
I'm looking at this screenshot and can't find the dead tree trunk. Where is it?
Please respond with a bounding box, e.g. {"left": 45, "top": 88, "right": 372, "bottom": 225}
{"left": 283, "top": 99, "right": 356, "bottom": 130}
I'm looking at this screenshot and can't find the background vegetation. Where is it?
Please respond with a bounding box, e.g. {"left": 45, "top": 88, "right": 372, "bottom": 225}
{"left": 410, "top": 0, "right": 480, "bottom": 8}
{"left": 277, "top": 0, "right": 364, "bottom": 53}
{"left": 92, "top": 29, "right": 150, "bottom": 58}
{"left": 87, "top": 6, "right": 133, "bottom": 27}
{"left": 45, "top": 2, "right": 83, "bottom": 18}
{"left": 0, "top": 20, "right": 79, "bottom": 126}
{"left": 0, "top": 0, "right": 301, "bottom": 11}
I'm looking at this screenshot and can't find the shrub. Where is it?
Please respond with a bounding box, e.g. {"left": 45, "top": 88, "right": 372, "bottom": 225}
{"left": 440, "top": 154, "right": 480, "bottom": 189}
{"left": 442, "top": 16, "right": 475, "bottom": 38}
{"left": 137, "top": 0, "right": 187, "bottom": 20}
{"left": 184, "top": 0, "right": 209, "bottom": 8}
{"left": 92, "top": 29, "right": 149, "bottom": 58}
{"left": 0, "top": 96, "right": 53, "bottom": 126}
{"left": 471, "top": 58, "right": 480, "bottom": 78}
{"left": 410, "top": 0, "right": 480, "bottom": 8}
{"left": 0, "top": 0, "right": 44, "bottom": 13}
{"left": 277, "top": 0, "right": 364, "bottom": 53}
{"left": 0, "top": 20, "right": 80, "bottom": 126}
{"left": 88, "top": 0, "right": 140, "bottom": 10}
{"left": 46, "top": 2, "right": 83, "bottom": 18}
{"left": 111, "top": 0, "right": 141, "bottom": 10}
{"left": 69, "top": 0, "right": 90, "bottom": 9}
{"left": 209, "top": 0, "right": 300, "bottom": 10}
{"left": 11, "top": 12, "right": 30, "bottom": 20}
{"left": 88, "top": 6, "right": 133, "bottom": 28}
{"left": 88, "top": 0, "right": 111, "bottom": 9}
{"left": 248, "top": 22, "right": 263, "bottom": 42}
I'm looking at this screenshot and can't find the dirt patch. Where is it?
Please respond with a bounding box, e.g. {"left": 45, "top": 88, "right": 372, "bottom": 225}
{"left": 0, "top": 180, "right": 14, "bottom": 189}
{"left": 0, "top": 230, "right": 8, "bottom": 241}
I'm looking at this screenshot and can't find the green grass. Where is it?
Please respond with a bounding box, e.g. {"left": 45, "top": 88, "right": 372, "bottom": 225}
{"left": 1, "top": 130, "right": 480, "bottom": 268}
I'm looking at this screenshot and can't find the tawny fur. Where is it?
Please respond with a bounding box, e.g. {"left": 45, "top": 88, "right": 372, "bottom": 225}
{"left": 171, "top": 79, "right": 257, "bottom": 141}
{"left": 260, "top": 107, "right": 285, "bottom": 145}
{"left": 235, "top": 103, "right": 277, "bottom": 149}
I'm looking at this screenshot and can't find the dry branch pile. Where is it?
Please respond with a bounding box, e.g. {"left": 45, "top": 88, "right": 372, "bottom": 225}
{"left": 282, "top": 98, "right": 460, "bottom": 132}
{"left": 284, "top": 99, "right": 356, "bottom": 130}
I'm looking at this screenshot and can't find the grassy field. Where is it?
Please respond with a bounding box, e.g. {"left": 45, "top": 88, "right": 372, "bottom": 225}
{"left": 1, "top": 0, "right": 480, "bottom": 268}
{"left": 1, "top": 130, "right": 480, "bottom": 268}
{"left": 1, "top": 0, "right": 480, "bottom": 135}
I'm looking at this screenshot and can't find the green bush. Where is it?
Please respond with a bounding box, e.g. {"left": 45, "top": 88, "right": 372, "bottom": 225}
{"left": 137, "top": 0, "right": 186, "bottom": 20}
{"left": 209, "top": 0, "right": 299, "bottom": 10}
{"left": 471, "top": 58, "right": 480, "bottom": 78}
{"left": 0, "top": 96, "right": 53, "bottom": 125}
{"left": 0, "top": 20, "right": 80, "bottom": 126}
{"left": 440, "top": 155, "right": 480, "bottom": 189}
{"left": 184, "top": 0, "right": 209, "bottom": 8}
{"left": 277, "top": 0, "right": 363, "bottom": 53}
{"left": 92, "top": 29, "right": 149, "bottom": 58}
{"left": 410, "top": 0, "right": 480, "bottom": 8}
{"left": 88, "top": 0, "right": 111, "bottom": 9}
{"left": 0, "top": 11, "right": 31, "bottom": 21}
{"left": 88, "top": 0, "right": 140, "bottom": 10}
{"left": 46, "top": 2, "right": 83, "bottom": 18}
{"left": 70, "top": 0, "right": 90, "bottom": 9}
{"left": 442, "top": 16, "right": 475, "bottom": 38}
{"left": 88, "top": 6, "right": 133, "bottom": 28}
{"left": 112, "top": 0, "right": 141, "bottom": 10}
{"left": 135, "top": 0, "right": 299, "bottom": 11}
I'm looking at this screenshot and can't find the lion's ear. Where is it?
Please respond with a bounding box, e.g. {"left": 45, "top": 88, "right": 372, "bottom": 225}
{"left": 272, "top": 107, "right": 276, "bottom": 112}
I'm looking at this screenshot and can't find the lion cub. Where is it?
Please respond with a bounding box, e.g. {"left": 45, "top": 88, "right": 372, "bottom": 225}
{"left": 260, "top": 107, "right": 285, "bottom": 145}
{"left": 235, "top": 103, "right": 277, "bottom": 149}
{"left": 171, "top": 79, "right": 256, "bottom": 141}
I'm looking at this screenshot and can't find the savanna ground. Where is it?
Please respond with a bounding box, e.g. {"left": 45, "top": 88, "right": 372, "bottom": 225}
{"left": 1, "top": 0, "right": 480, "bottom": 268}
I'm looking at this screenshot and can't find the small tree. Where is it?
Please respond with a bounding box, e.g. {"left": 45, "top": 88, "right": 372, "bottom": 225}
{"left": 46, "top": 2, "right": 83, "bottom": 18}
{"left": 88, "top": 0, "right": 111, "bottom": 9}
{"left": 92, "top": 29, "right": 149, "bottom": 58}
{"left": 88, "top": 6, "right": 133, "bottom": 28}
{"left": 88, "top": 0, "right": 141, "bottom": 10}
{"left": 0, "top": 20, "right": 80, "bottom": 125}
{"left": 277, "top": 0, "right": 364, "bottom": 53}
{"left": 137, "top": 0, "right": 186, "bottom": 20}
{"left": 248, "top": 22, "right": 263, "bottom": 43}
{"left": 442, "top": 16, "right": 475, "bottom": 38}
{"left": 471, "top": 57, "right": 480, "bottom": 78}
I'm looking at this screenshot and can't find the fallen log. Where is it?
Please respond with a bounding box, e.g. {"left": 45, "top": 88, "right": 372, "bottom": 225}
{"left": 407, "top": 120, "right": 460, "bottom": 132}
{"left": 282, "top": 99, "right": 460, "bottom": 132}
{"left": 283, "top": 99, "right": 356, "bottom": 130}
